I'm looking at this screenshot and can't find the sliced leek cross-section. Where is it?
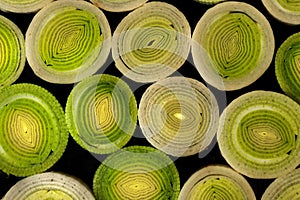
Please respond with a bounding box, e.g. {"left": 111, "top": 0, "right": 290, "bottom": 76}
{"left": 192, "top": 1, "right": 274, "bottom": 91}
{"left": 0, "top": 15, "right": 25, "bottom": 89}
{"left": 26, "top": 0, "right": 111, "bottom": 84}
{"left": 194, "top": 0, "right": 227, "bottom": 5}
{"left": 0, "top": 84, "right": 68, "bottom": 177}
{"left": 276, "top": 32, "right": 300, "bottom": 104}
{"left": 179, "top": 165, "right": 256, "bottom": 200}
{"left": 66, "top": 74, "right": 137, "bottom": 154}
{"left": 0, "top": 0, "right": 53, "bottom": 13}
{"left": 90, "top": 0, "right": 148, "bottom": 12}
{"left": 218, "top": 91, "right": 300, "bottom": 179}
{"left": 112, "top": 1, "right": 191, "bottom": 83}
{"left": 3, "top": 172, "right": 95, "bottom": 199}
{"left": 138, "top": 76, "right": 219, "bottom": 157}
{"left": 93, "top": 146, "right": 180, "bottom": 200}
{"left": 262, "top": 168, "right": 300, "bottom": 199}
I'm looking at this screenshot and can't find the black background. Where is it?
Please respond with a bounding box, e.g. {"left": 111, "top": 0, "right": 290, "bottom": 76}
{"left": 0, "top": 0, "right": 299, "bottom": 198}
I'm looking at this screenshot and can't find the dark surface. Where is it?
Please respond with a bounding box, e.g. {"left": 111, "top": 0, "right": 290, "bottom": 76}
{"left": 0, "top": 0, "right": 297, "bottom": 198}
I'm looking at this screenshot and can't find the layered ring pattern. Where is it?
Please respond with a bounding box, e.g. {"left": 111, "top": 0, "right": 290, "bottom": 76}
{"left": 90, "top": 0, "right": 149, "bottom": 12}
{"left": 0, "top": 0, "right": 53, "bottom": 13}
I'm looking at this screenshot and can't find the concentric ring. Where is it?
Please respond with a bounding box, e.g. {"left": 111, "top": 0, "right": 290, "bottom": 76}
{"left": 90, "top": 0, "right": 148, "bottom": 12}
{"left": 93, "top": 146, "right": 180, "bottom": 200}
{"left": 218, "top": 91, "right": 300, "bottom": 178}
{"left": 138, "top": 76, "right": 219, "bottom": 157}
{"left": 0, "top": 0, "right": 53, "bottom": 13}
{"left": 275, "top": 32, "right": 300, "bottom": 104}
{"left": 0, "top": 15, "right": 25, "bottom": 89}
{"left": 179, "top": 165, "right": 256, "bottom": 200}
{"left": 0, "top": 84, "right": 68, "bottom": 177}
{"left": 112, "top": 1, "right": 191, "bottom": 83}
{"left": 26, "top": 0, "right": 111, "bottom": 83}
{"left": 3, "top": 172, "right": 95, "bottom": 199}
{"left": 65, "top": 74, "right": 137, "bottom": 154}
{"left": 192, "top": 1, "right": 274, "bottom": 91}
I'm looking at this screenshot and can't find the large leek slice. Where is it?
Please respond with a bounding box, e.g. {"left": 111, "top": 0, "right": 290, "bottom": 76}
{"left": 0, "top": 15, "right": 25, "bottom": 89}
{"left": 3, "top": 172, "right": 95, "bottom": 199}
{"left": 93, "top": 146, "right": 180, "bottom": 200}
{"left": 138, "top": 76, "right": 219, "bottom": 157}
{"left": 179, "top": 165, "right": 256, "bottom": 200}
{"left": 0, "top": 84, "right": 68, "bottom": 177}
{"left": 112, "top": 1, "right": 191, "bottom": 83}
{"left": 275, "top": 32, "right": 300, "bottom": 104}
{"left": 218, "top": 91, "right": 300, "bottom": 178}
{"left": 66, "top": 74, "right": 137, "bottom": 154}
{"left": 0, "top": 0, "right": 53, "bottom": 13}
{"left": 26, "top": 0, "right": 111, "bottom": 83}
{"left": 192, "top": 1, "right": 274, "bottom": 91}
{"left": 90, "top": 0, "right": 148, "bottom": 12}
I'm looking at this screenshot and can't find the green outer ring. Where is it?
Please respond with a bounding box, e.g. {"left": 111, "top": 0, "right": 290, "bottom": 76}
{"left": 26, "top": 0, "right": 111, "bottom": 84}
{"left": 217, "top": 90, "right": 300, "bottom": 179}
{"left": 65, "top": 74, "right": 137, "bottom": 154}
{"left": 0, "top": 15, "right": 25, "bottom": 89}
{"left": 93, "top": 145, "right": 180, "bottom": 200}
{"left": 192, "top": 1, "right": 274, "bottom": 91}
{"left": 275, "top": 32, "right": 300, "bottom": 104}
{"left": 3, "top": 172, "right": 95, "bottom": 199}
{"left": 0, "top": 0, "right": 53, "bottom": 13}
{"left": 90, "top": 0, "right": 149, "bottom": 12}
{"left": 178, "top": 165, "right": 256, "bottom": 200}
{"left": 262, "top": 168, "right": 300, "bottom": 199}
{"left": 0, "top": 83, "right": 68, "bottom": 177}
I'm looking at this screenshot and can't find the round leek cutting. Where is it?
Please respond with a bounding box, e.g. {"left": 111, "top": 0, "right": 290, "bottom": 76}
{"left": 26, "top": 0, "right": 111, "bottom": 84}
{"left": 179, "top": 165, "right": 256, "bottom": 200}
{"left": 66, "top": 74, "right": 137, "bottom": 154}
{"left": 0, "top": 16, "right": 25, "bottom": 89}
{"left": 0, "top": 0, "right": 53, "bottom": 13}
{"left": 112, "top": 1, "right": 191, "bottom": 83}
{"left": 0, "top": 84, "right": 68, "bottom": 177}
{"left": 262, "top": 0, "right": 300, "bottom": 25}
{"left": 262, "top": 168, "right": 300, "bottom": 199}
{"left": 93, "top": 146, "right": 180, "bottom": 200}
{"left": 217, "top": 91, "right": 300, "bottom": 179}
{"left": 192, "top": 1, "right": 274, "bottom": 91}
{"left": 3, "top": 172, "right": 95, "bottom": 199}
{"left": 139, "top": 76, "right": 219, "bottom": 157}
{"left": 194, "top": 0, "right": 226, "bottom": 5}
{"left": 90, "top": 0, "right": 148, "bottom": 12}
{"left": 275, "top": 32, "right": 300, "bottom": 104}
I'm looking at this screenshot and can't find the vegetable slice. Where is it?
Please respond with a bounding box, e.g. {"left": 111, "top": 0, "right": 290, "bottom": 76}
{"left": 262, "top": 168, "right": 300, "bottom": 199}
{"left": 0, "top": 84, "right": 68, "bottom": 177}
{"left": 66, "top": 74, "right": 137, "bottom": 154}
{"left": 26, "top": 0, "right": 111, "bottom": 84}
{"left": 275, "top": 32, "right": 300, "bottom": 104}
{"left": 112, "top": 1, "right": 191, "bottom": 83}
{"left": 262, "top": 0, "right": 300, "bottom": 25}
{"left": 194, "top": 0, "right": 226, "bottom": 5}
{"left": 0, "top": 15, "right": 25, "bottom": 89}
{"left": 179, "top": 165, "right": 256, "bottom": 200}
{"left": 90, "top": 0, "right": 148, "bottom": 12}
{"left": 3, "top": 172, "right": 95, "bottom": 199}
{"left": 192, "top": 1, "right": 274, "bottom": 91}
{"left": 0, "top": 0, "right": 53, "bottom": 13}
{"left": 93, "top": 145, "right": 180, "bottom": 200}
{"left": 138, "top": 76, "right": 219, "bottom": 157}
{"left": 217, "top": 91, "right": 300, "bottom": 179}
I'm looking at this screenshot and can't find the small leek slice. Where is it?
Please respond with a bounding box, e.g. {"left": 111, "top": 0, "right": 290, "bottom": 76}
{"left": 0, "top": 15, "right": 25, "bottom": 89}
{"left": 138, "top": 76, "right": 219, "bottom": 157}
{"left": 26, "top": 0, "right": 111, "bottom": 84}
{"left": 112, "top": 1, "right": 191, "bottom": 83}
{"left": 90, "top": 0, "right": 148, "bottom": 12}
{"left": 65, "top": 74, "right": 137, "bottom": 154}
{"left": 3, "top": 172, "right": 95, "bottom": 199}
{"left": 0, "top": 0, "right": 53, "bottom": 13}
{"left": 179, "top": 165, "right": 256, "bottom": 200}
{"left": 0, "top": 84, "right": 68, "bottom": 177}
{"left": 262, "top": 168, "right": 300, "bottom": 199}
{"left": 218, "top": 91, "right": 300, "bottom": 179}
{"left": 192, "top": 1, "right": 274, "bottom": 91}
{"left": 194, "top": 0, "right": 226, "bottom": 5}
{"left": 93, "top": 145, "right": 180, "bottom": 200}
{"left": 262, "top": 0, "right": 300, "bottom": 25}
{"left": 275, "top": 32, "right": 300, "bottom": 104}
